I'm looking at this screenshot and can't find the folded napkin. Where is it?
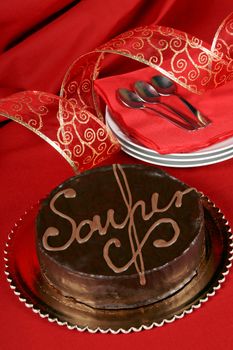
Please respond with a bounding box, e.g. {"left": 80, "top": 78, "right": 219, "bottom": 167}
{"left": 95, "top": 66, "right": 233, "bottom": 154}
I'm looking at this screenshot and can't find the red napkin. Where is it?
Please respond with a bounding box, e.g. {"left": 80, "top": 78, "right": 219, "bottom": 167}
{"left": 95, "top": 66, "right": 233, "bottom": 154}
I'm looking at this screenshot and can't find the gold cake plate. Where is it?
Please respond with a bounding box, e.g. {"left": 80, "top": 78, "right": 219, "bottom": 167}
{"left": 4, "top": 196, "right": 233, "bottom": 334}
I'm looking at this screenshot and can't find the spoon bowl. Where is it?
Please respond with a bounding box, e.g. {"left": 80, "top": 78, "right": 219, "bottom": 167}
{"left": 116, "top": 88, "right": 145, "bottom": 109}
{"left": 134, "top": 81, "right": 199, "bottom": 129}
{"left": 116, "top": 88, "right": 195, "bottom": 131}
{"left": 151, "top": 75, "right": 211, "bottom": 126}
{"left": 151, "top": 76, "right": 176, "bottom": 96}
{"left": 134, "top": 81, "right": 160, "bottom": 103}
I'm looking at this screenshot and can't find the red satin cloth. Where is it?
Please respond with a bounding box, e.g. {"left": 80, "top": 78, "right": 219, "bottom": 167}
{"left": 1, "top": 1, "right": 233, "bottom": 350}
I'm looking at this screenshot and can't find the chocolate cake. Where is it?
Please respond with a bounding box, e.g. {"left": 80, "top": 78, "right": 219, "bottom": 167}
{"left": 36, "top": 164, "right": 205, "bottom": 309}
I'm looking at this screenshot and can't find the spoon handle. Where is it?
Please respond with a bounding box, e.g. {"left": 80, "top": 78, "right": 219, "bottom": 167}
{"left": 159, "top": 101, "right": 201, "bottom": 129}
{"left": 177, "top": 95, "right": 211, "bottom": 126}
{"left": 145, "top": 106, "right": 195, "bottom": 131}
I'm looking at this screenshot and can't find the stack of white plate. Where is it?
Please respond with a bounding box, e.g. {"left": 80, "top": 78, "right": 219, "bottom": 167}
{"left": 106, "top": 108, "right": 233, "bottom": 168}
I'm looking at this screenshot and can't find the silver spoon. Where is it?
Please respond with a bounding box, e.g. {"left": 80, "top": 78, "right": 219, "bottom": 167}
{"left": 134, "top": 81, "right": 200, "bottom": 129}
{"left": 151, "top": 75, "right": 211, "bottom": 126}
{"left": 116, "top": 88, "right": 195, "bottom": 131}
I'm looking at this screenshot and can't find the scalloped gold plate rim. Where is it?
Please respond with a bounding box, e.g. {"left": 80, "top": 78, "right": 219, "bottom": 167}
{"left": 4, "top": 196, "right": 233, "bottom": 334}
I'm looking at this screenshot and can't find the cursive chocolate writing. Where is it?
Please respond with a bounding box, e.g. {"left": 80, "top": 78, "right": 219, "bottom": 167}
{"left": 42, "top": 164, "right": 194, "bottom": 285}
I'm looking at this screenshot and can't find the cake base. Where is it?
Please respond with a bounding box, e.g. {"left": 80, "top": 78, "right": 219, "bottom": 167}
{"left": 4, "top": 196, "right": 232, "bottom": 333}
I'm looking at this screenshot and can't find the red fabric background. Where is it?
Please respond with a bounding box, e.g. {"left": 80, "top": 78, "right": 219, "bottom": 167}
{"left": 1, "top": 1, "right": 233, "bottom": 349}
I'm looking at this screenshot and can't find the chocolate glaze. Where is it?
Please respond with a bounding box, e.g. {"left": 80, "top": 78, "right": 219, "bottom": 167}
{"left": 36, "top": 164, "right": 205, "bottom": 309}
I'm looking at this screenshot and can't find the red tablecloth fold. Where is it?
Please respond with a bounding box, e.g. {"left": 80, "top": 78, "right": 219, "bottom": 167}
{"left": 95, "top": 66, "right": 233, "bottom": 154}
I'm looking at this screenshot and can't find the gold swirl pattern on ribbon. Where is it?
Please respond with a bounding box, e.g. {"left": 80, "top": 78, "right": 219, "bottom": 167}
{"left": 211, "top": 12, "right": 233, "bottom": 86}
{"left": 1, "top": 14, "right": 233, "bottom": 173}
{"left": 95, "top": 24, "right": 232, "bottom": 93}
{"left": 0, "top": 90, "right": 119, "bottom": 173}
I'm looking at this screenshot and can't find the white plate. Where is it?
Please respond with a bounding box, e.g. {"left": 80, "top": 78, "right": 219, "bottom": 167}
{"left": 121, "top": 145, "right": 233, "bottom": 167}
{"left": 106, "top": 108, "right": 233, "bottom": 161}
{"left": 117, "top": 133, "right": 233, "bottom": 163}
